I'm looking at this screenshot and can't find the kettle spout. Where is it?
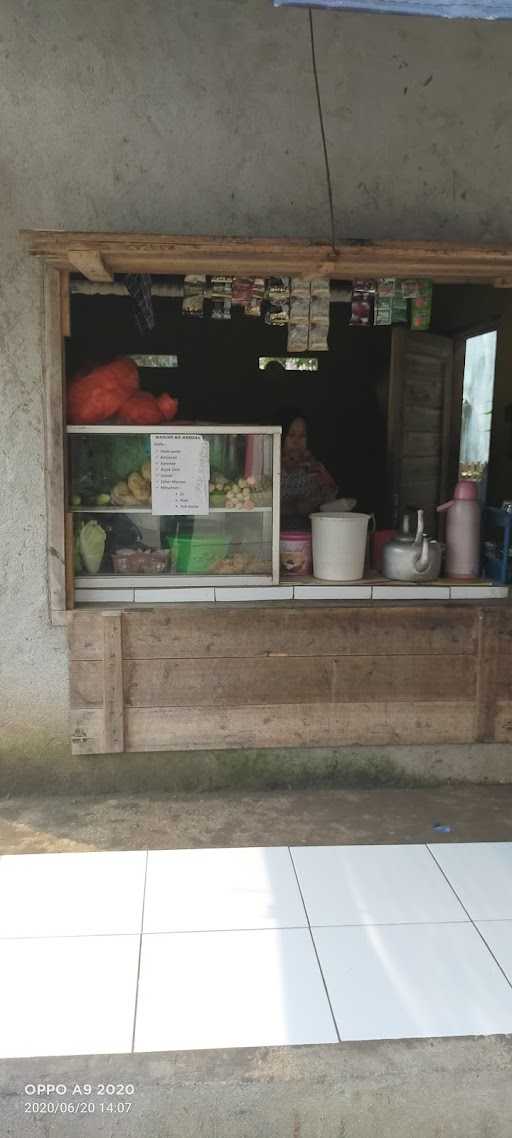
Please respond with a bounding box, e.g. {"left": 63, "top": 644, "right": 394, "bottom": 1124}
{"left": 414, "top": 535, "right": 432, "bottom": 573}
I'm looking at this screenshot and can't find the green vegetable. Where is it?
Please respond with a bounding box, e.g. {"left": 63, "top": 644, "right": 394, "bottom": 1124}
{"left": 78, "top": 520, "right": 107, "bottom": 574}
{"left": 96, "top": 493, "right": 111, "bottom": 506}
{"left": 71, "top": 494, "right": 82, "bottom": 506}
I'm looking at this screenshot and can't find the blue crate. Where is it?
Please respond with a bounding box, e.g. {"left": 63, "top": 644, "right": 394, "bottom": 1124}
{"left": 482, "top": 507, "right": 512, "bottom": 585}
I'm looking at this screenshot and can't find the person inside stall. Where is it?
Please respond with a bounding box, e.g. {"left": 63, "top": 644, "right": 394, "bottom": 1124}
{"left": 280, "top": 408, "right": 337, "bottom": 529}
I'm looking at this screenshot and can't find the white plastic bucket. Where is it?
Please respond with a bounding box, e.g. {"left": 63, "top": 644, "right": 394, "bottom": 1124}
{"left": 310, "top": 512, "right": 371, "bottom": 581}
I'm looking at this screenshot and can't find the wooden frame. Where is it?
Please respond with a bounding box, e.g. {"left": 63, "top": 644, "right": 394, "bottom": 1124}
{"left": 22, "top": 231, "right": 512, "bottom": 284}
{"left": 42, "top": 265, "right": 69, "bottom": 624}
{"left": 31, "top": 230, "right": 512, "bottom": 621}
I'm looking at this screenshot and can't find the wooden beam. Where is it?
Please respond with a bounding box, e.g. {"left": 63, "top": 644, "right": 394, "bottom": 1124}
{"left": 19, "top": 230, "right": 512, "bottom": 284}
{"left": 67, "top": 249, "right": 113, "bottom": 282}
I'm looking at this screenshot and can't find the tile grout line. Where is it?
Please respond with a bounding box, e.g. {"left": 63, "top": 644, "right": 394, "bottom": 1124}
{"left": 131, "top": 849, "right": 149, "bottom": 1053}
{"left": 426, "top": 844, "right": 512, "bottom": 994}
{"left": 287, "top": 847, "right": 342, "bottom": 1044}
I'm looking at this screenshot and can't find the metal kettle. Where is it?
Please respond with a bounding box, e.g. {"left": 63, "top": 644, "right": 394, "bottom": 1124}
{"left": 382, "top": 509, "right": 442, "bottom": 582}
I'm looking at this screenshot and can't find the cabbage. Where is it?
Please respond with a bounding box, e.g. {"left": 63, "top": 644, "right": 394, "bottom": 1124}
{"left": 78, "top": 520, "right": 107, "bottom": 575}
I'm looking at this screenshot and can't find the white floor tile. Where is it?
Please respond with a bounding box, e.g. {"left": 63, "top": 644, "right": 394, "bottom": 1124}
{"left": 143, "top": 847, "right": 306, "bottom": 932}
{"left": 0, "top": 851, "right": 147, "bottom": 937}
{"left": 0, "top": 935, "right": 139, "bottom": 1058}
{"left": 134, "top": 928, "right": 337, "bottom": 1052}
{"left": 477, "top": 921, "right": 512, "bottom": 982}
{"left": 313, "top": 923, "right": 512, "bottom": 1041}
{"left": 291, "top": 845, "right": 466, "bottom": 926}
{"left": 429, "top": 843, "right": 512, "bottom": 920}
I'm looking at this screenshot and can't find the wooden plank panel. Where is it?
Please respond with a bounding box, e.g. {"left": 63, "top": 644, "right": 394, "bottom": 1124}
{"left": 125, "top": 701, "right": 475, "bottom": 751}
{"left": 70, "top": 660, "right": 103, "bottom": 708}
{"left": 404, "top": 407, "right": 442, "bottom": 431}
{"left": 403, "top": 432, "right": 441, "bottom": 457}
{"left": 122, "top": 606, "right": 478, "bottom": 660}
{"left": 70, "top": 708, "right": 105, "bottom": 755}
{"left": 69, "top": 612, "right": 105, "bottom": 660}
{"left": 123, "top": 654, "right": 473, "bottom": 708}
{"left": 400, "top": 456, "right": 440, "bottom": 482}
{"left": 405, "top": 380, "right": 443, "bottom": 409}
{"left": 496, "top": 610, "right": 512, "bottom": 655}
{"left": 103, "top": 614, "right": 124, "bottom": 752}
{"left": 495, "top": 702, "right": 512, "bottom": 742}
{"left": 475, "top": 608, "right": 501, "bottom": 742}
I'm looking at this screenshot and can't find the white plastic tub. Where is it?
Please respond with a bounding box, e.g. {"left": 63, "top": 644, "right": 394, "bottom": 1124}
{"left": 310, "top": 512, "right": 371, "bottom": 581}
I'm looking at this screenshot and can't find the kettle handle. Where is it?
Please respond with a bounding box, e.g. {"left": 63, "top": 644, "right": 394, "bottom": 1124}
{"left": 437, "top": 500, "right": 454, "bottom": 512}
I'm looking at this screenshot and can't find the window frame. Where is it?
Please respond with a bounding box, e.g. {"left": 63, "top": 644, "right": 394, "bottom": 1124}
{"left": 33, "top": 233, "right": 512, "bottom": 622}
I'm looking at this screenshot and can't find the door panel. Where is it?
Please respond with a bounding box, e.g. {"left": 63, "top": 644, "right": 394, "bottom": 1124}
{"left": 388, "top": 329, "right": 453, "bottom": 533}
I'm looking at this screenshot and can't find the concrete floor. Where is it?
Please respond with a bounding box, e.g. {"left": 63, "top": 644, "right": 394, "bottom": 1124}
{"left": 1, "top": 784, "right": 512, "bottom": 854}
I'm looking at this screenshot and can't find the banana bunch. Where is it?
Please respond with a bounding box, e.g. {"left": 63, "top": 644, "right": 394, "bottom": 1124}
{"left": 112, "top": 459, "right": 151, "bottom": 508}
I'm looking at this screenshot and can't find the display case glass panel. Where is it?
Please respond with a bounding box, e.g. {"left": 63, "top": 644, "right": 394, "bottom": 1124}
{"left": 68, "top": 427, "right": 280, "bottom": 591}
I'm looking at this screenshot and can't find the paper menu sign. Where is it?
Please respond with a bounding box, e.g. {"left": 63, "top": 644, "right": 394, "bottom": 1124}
{"left": 150, "top": 434, "right": 210, "bottom": 516}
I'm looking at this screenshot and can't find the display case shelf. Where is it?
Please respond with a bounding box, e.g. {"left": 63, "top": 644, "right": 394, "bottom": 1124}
{"left": 66, "top": 425, "right": 281, "bottom": 435}
{"left": 71, "top": 505, "right": 272, "bottom": 514}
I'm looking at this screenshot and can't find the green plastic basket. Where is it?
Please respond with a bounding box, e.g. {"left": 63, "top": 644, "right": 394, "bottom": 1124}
{"left": 167, "top": 533, "right": 231, "bottom": 573}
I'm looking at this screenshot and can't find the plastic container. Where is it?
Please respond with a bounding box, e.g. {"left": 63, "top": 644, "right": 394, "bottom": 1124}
{"left": 310, "top": 512, "right": 371, "bottom": 581}
{"left": 279, "top": 531, "right": 312, "bottom": 577}
{"left": 112, "top": 548, "right": 169, "bottom": 574}
{"left": 167, "top": 533, "right": 231, "bottom": 574}
{"left": 437, "top": 480, "right": 481, "bottom": 578}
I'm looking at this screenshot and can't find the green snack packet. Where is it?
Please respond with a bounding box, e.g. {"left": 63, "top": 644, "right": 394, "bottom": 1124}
{"left": 411, "top": 281, "right": 433, "bottom": 330}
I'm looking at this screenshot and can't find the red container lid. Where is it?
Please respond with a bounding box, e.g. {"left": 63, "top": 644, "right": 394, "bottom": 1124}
{"left": 280, "top": 531, "right": 311, "bottom": 541}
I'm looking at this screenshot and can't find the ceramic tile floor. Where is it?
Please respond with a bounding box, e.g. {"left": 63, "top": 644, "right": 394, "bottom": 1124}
{"left": 1, "top": 843, "right": 512, "bottom": 1058}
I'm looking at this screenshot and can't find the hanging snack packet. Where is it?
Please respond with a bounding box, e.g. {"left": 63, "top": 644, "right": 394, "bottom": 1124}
{"left": 410, "top": 280, "right": 432, "bottom": 330}
{"left": 265, "top": 276, "right": 290, "bottom": 326}
{"left": 308, "top": 278, "right": 330, "bottom": 350}
{"left": 353, "top": 279, "right": 377, "bottom": 295}
{"left": 390, "top": 295, "right": 408, "bottom": 324}
{"left": 267, "top": 276, "right": 290, "bottom": 303}
{"left": 377, "top": 278, "right": 396, "bottom": 298}
{"left": 399, "top": 279, "right": 420, "bottom": 299}
{"left": 211, "top": 299, "right": 232, "bottom": 320}
{"left": 183, "top": 274, "right": 206, "bottom": 317}
{"left": 350, "top": 281, "right": 373, "bottom": 327}
{"left": 232, "top": 277, "right": 253, "bottom": 307}
{"left": 245, "top": 278, "right": 265, "bottom": 318}
{"left": 374, "top": 295, "right": 393, "bottom": 326}
{"left": 287, "top": 278, "right": 310, "bottom": 351}
{"left": 210, "top": 276, "right": 233, "bottom": 300}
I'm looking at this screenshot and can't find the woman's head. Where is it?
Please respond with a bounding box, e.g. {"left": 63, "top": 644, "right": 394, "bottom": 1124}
{"left": 281, "top": 409, "right": 308, "bottom": 461}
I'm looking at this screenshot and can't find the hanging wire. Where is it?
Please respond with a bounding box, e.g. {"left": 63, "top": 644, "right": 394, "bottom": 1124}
{"left": 308, "top": 7, "right": 337, "bottom": 256}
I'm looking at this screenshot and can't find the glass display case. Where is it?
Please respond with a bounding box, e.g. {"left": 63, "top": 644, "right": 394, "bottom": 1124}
{"left": 68, "top": 425, "right": 281, "bottom": 597}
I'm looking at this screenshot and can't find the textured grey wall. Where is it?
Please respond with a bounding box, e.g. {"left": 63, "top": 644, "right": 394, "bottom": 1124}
{"left": 1, "top": 0, "right": 511, "bottom": 758}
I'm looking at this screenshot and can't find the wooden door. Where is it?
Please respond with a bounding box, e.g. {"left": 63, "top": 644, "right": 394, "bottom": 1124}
{"left": 387, "top": 328, "right": 454, "bottom": 534}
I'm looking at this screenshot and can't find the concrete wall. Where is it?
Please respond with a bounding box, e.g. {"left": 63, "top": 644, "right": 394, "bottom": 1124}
{"left": 2, "top": 0, "right": 512, "bottom": 759}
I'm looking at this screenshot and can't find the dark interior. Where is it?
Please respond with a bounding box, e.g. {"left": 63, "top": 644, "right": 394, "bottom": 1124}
{"left": 68, "top": 280, "right": 511, "bottom": 528}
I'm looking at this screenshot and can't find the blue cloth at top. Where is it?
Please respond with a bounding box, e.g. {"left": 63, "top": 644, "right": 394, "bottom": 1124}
{"left": 273, "top": 0, "right": 512, "bottom": 19}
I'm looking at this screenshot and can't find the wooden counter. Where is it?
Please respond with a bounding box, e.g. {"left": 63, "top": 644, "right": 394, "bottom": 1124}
{"left": 68, "top": 600, "right": 512, "bottom": 756}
